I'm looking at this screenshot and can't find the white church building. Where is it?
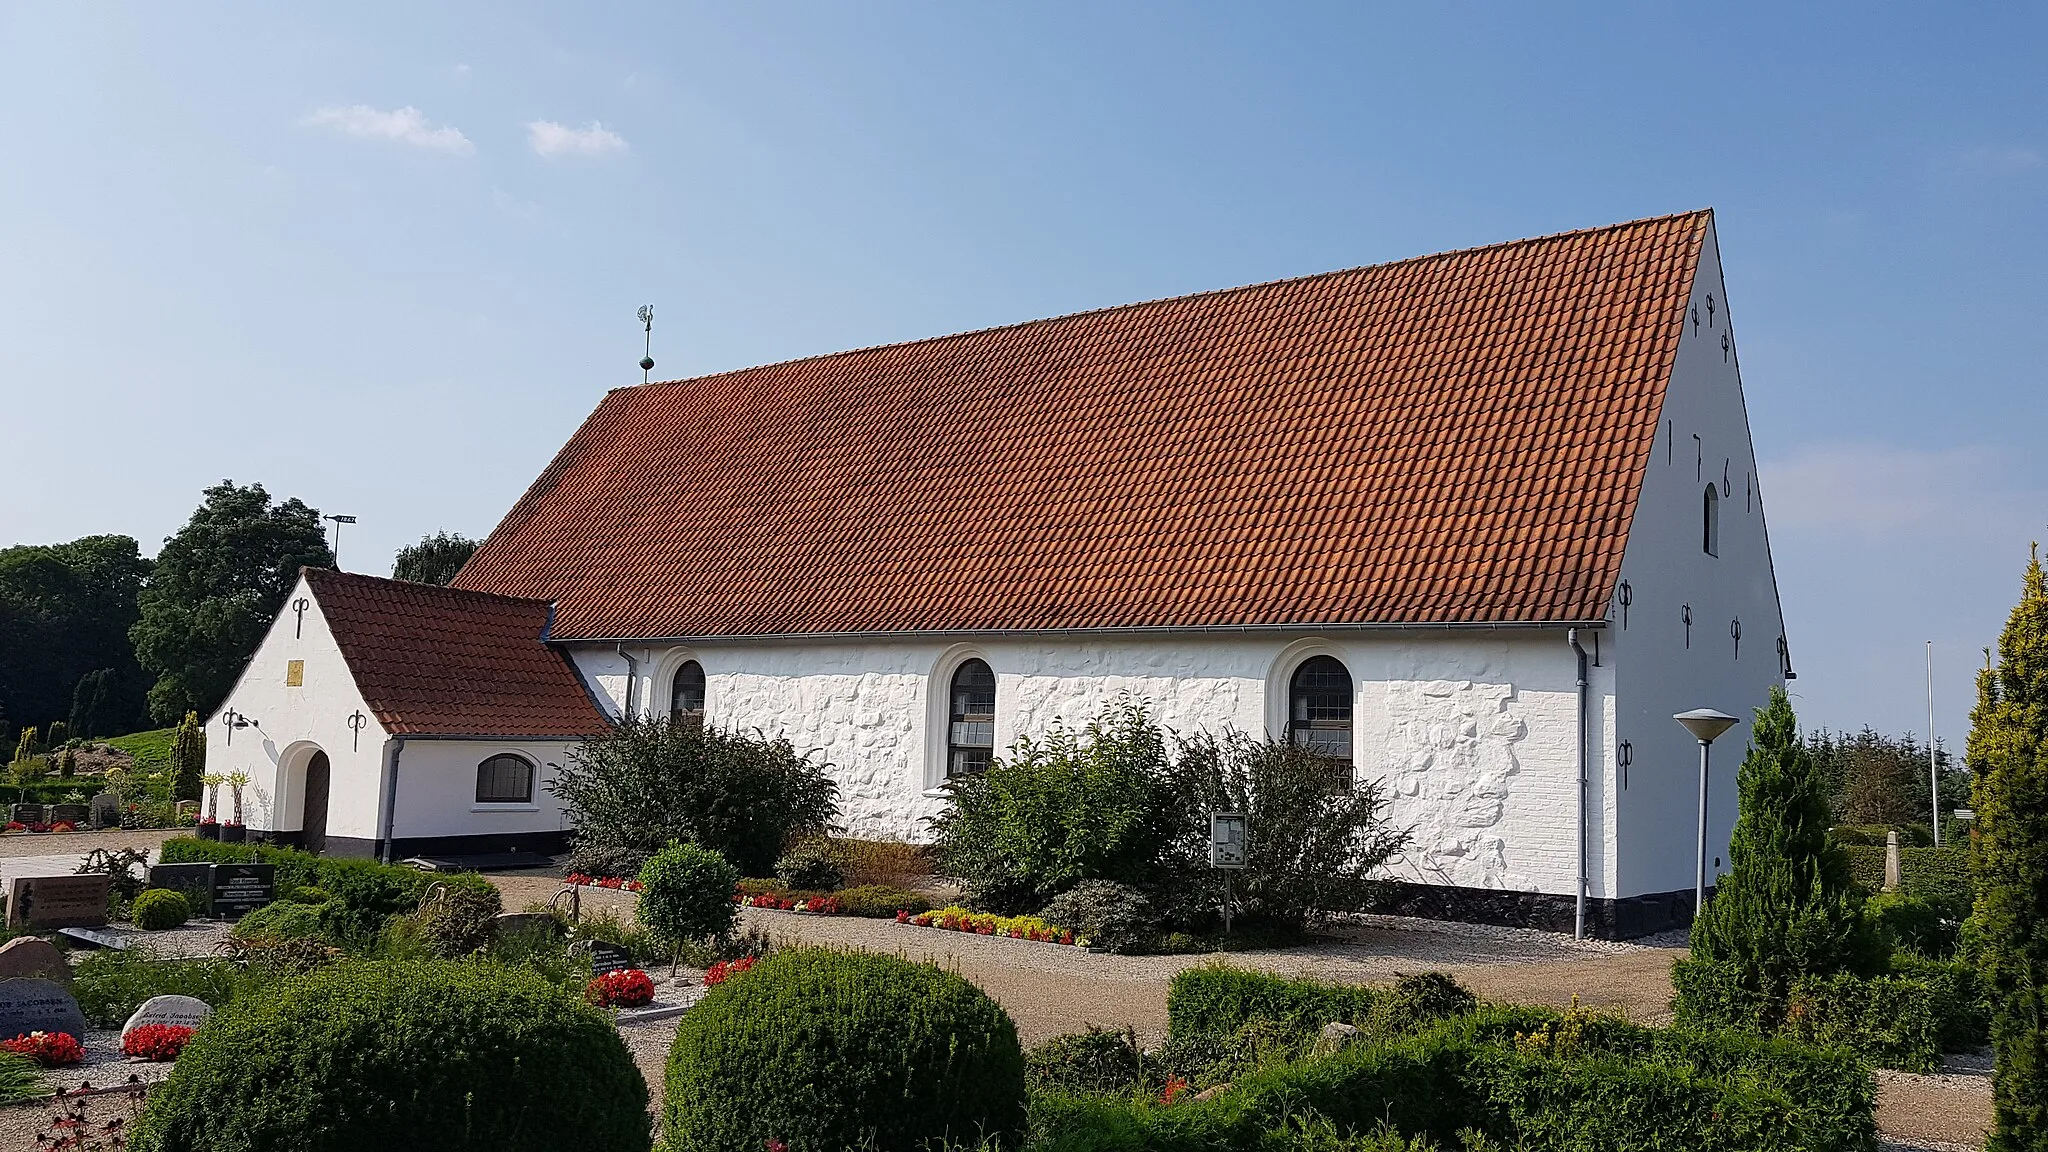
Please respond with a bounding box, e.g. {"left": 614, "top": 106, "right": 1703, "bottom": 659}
{"left": 209, "top": 209, "right": 1789, "bottom": 937}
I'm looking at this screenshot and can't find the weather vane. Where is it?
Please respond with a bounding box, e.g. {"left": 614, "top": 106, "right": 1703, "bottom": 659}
{"left": 638, "top": 304, "right": 655, "bottom": 383}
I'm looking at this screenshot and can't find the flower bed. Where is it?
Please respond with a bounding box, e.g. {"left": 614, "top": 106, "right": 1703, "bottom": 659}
{"left": 900, "top": 907, "right": 1083, "bottom": 947}
{"left": 740, "top": 893, "right": 841, "bottom": 914}
{"left": 703, "top": 956, "right": 756, "bottom": 986}
{"left": 566, "top": 873, "right": 645, "bottom": 892}
{"left": 586, "top": 969, "right": 657, "bottom": 1009}
{"left": 4, "top": 1031, "right": 85, "bottom": 1066}
{"left": 123, "top": 1024, "right": 195, "bottom": 1062}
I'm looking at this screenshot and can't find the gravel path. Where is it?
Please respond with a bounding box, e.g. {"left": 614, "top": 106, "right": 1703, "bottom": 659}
{"left": 0, "top": 827, "right": 175, "bottom": 861}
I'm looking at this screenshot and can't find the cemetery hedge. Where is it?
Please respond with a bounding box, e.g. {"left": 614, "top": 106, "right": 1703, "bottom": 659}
{"left": 157, "top": 836, "right": 496, "bottom": 935}
{"left": 72, "top": 949, "right": 253, "bottom": 1029}
{"left": 129, "top": 959, "right": 649, "bottom": 1152}
{"left": 664, "top": 948, "right": 1026, "bottom": 1152}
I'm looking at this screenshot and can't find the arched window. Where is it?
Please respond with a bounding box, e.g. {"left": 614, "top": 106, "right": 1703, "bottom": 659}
{"left": 947, "top": 659, "right": 997, "bottom": 778}
{"left": 475, "top": 753, "right": 534, "bottom": 804}
{"left": 1288, "top": 655, "right": 1354, "bottom": 790}
{"left": 670, "top": 660, "right": 706, "bottom": 729}
{"left": 1703, "top": 484, "right": 1720, "bottom": 557}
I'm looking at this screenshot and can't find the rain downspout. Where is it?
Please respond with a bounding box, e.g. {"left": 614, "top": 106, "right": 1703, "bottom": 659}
{"left": 378, "top": 737, "right": 407, "bottom": 865}
{"left": 1568, "top": 629, "right": 1591, "bottom": 940}
{"left": 616, "top": 644, "right": 640, "bottom": 722}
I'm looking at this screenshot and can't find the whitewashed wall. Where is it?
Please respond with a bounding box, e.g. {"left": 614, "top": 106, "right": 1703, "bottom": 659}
{"left": 206, "top": 573, "right": 388, "bottom": 843}
{"left": 567, "top": 630, "right": 1601, "bottom": 897}
{"left": 386, "top": 739, "right": 578, "bottom": 842}
{"left": 1605, "top": 215, "right": 1790, "bottom": 898}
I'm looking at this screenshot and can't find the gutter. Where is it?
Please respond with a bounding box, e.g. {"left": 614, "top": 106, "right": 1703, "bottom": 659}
{"left": 565, "top": 619, "right": 1611, "bottom": 647}
{"left": 1567, "top": 629, "right": 1591, "bottom": 941}
{"left": 377, "top": 736, "right": 408, "bottom": 865}
{"left": 614, "top": 643, "right": 640, "bottom": 722}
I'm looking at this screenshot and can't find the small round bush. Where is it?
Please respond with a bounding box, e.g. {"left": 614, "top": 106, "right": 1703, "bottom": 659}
{"left": 1040, "top": 880, "right": 1156, "bottom": 953}
{"left": 132, "top": 889, "right": 191, "bottom": 930}
{"left": 229, "top": 900, "right": 327, "bottom": 941}
{"left": 130, "top": 960, "right": 649, "bottom": 1152}
{"left": 665, "top": 948, "right": 1024, "bottom": 1151}
{"left": 637, "top": 841, "right": 738, "bottom": 952}
{"left": 774, "top": 845, "right": 845, "bottom": 892}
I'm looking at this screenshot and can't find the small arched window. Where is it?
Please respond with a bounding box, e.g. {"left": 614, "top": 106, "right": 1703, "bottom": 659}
{"left": 1703, "top": 484, "right": 1720, "bottom": 557}
{"left": 475, "top": 753, "right": 534, "bottom": 804}
{"left": 670, "top": 660, "right": 706, "bottom": 729}
{"left": 947, "top": 659, "right": 997, "bottom": 778}
{"left": 1288, "top": 655, "right": 1354, "bottom": 791}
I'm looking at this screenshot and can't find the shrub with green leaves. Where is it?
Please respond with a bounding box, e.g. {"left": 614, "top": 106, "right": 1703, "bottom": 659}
{"left": 1040, "top": 879, "right": 1158, "bottom": 953}
{"left": 409, "top": 880, "right": 503, "bottom": 958}
{"left": 1169, "top": 964, "right": 1387, "bottom": 1039}
{"left": 0, "top": 1050, "right": 39, "bottom": 1106}
{"left": 665, "top": 948, "right": 1025, "bottom": 1151}
{"left": 156, "top": 837, "right": 496, "bottom": 938}
{"left": 230, "top": 900, "right": 328, "bottom": 941}
{"left": 1966, "top": 548, "right": 2048, "bottom": 1151}
{"left": 1864, "top": 890, "right": 1955, "bottom": 958}
{"left": 831, "top": 883, "right": 931, "bottom": 918}
{"left": 130, "top": 960, "right": 648, "bottom": 1152}
{"left": 131, "top": 888, "right": 191, "bottom": 930}
{"left": 774, "top": 844, "right": 845, "bottom": 892}
{"left": 1027, "top": 1027, "right": 1145, "bottom": 1095}
{"left": 637, "top": 841, "right": 738, "bottom": 958}
{"left": 1681, "top": 688, "right": 1881, "bottom": 1035}
{"left": 553, "top": 717, "right": 838, "bottom": 878}
{"left": 71, "top": 949, "right": 253, "bottom": 1029}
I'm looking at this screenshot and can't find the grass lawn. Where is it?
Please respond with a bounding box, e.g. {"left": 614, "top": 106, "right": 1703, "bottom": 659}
{"left": 104, "top": 727, "right": 176, "bottom": 771}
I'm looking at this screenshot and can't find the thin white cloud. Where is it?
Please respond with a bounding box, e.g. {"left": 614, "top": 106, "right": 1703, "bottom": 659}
{"left": 303, "top": 105, "right": 474, "bottom": 155}
{"left": 1762, "top": 442, "right": 2044, "bottom": 545}
{"left": 527, "top": 120, "right": 629, "bottom": 160}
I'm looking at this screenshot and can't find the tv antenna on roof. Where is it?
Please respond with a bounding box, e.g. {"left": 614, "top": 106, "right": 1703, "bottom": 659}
{"left": 637, "top": 304, "right": 655, "bottom": 383}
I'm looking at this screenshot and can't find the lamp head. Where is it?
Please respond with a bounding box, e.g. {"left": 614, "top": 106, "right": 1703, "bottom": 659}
{"left": 1674, "top": 708, "right": 1740, "bottom": 744}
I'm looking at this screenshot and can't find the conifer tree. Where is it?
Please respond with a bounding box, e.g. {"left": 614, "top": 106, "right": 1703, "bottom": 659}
{"left": 1969, "top": 548, "right": 2048, "bottom": 1152}
{"left": 12, "top": 726, "right": 35, "bottom": 765}
{"left": 1685, "top": 686, "right": 1875, "bottom": 1026}
{"left": 170, "top": 711, "right": 205, "bottom": 803}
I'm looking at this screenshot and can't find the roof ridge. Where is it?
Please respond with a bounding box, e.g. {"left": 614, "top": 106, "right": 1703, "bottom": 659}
{"left": 304, "top": 566, "right": 554, "bottom": 609}
{"left": 625, "top": 209, "right": 1713, "bottom": 393}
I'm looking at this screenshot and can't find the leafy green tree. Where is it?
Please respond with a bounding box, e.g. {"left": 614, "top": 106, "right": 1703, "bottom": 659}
{"left": 1683, "top": 687, "right": 1879, "bottom": 1029}
{"left": 130, "top": 482, "right": 333, "bottom": 723}
{"left": 391, "top": 531, "right": 478, "bottom": 586}
{"left": 552, "top": 718, "right": 838, "bottom": 878}
{"left": 170, "top": 711, "right": 205, "bottom": 803}
{"left": 68, "top": 668, "right": 117, "bottom": 739}
{"left": 0, "top": 535, "right": 152, "bottom": 740}
{"left": 636, "top": 840, "right": 739, "bottom": 970}
{"left": 1968, "top": 548, "right": 2048, "bottom": 1152}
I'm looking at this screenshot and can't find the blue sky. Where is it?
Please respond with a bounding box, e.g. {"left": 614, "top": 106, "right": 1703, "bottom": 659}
{"left": 2, "top": 4, "right": 2043, "bottom": 747}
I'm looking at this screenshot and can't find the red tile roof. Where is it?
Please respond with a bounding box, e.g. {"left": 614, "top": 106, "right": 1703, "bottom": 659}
{"left": 456, "top": 211, "right": 1710, "bottom": 640}
{"left": 306, "top": 568, "right": 609, "bottom": 737}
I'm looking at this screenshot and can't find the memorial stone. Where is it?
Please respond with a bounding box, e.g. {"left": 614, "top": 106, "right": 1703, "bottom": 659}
{"left": 121, "top": 994, "right": 213, "bottom": 1039}
{"left": 6, "top": 874, "right": 111, "bottom": 929}
{"left": 0, "top": 937, "right": 70, "bottom": 986}
{"left": 89, "top": 793, "right": 121, "bottom": 828}
{"left": 0, "top": 978, "right": 88, "bottom": 1039}
{"left": 580, "top": 940, "right": 633, "bottom": 975}
{"left": 50, "top": 804, "right": 90, "bottom": 827}
{"left": 9, "top": 803, "right": 45, "bottom": 827}
{"left": 147, "top": 863, "right": 215, "bottom": 913}
{"left": 210, "top": 864, "right": 276, "bottom": 920}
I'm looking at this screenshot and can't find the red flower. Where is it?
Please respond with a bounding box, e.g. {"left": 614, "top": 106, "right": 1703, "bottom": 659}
{"left": 1060, "top": 931, "right": 1074, "bottom": 945}
{"left": 50, "top": 822, "right": 76, "bottom": 834}
{"left": 1160, "top": 1075, "right": 1188, "bottom": 1105}
{"left": 768, "top": 1142, "right": 788, "bottom": 1152}
{"left": 896, "top": 910, "right": 910, "bottom": 923}
{"left": 2, "top": 822, "right": 22, "bottom": 832}
{"left": 585, "top": 969, "right": 656, "bottom": 1009}
{"left": 122, "top": 1024, "right": 194, "bottom": 1062}
{"left": 3, "top": 1031, "right": 84, "bottom": 1067}
{"left": 704, "top": 955, "right": 757, "bottom": 987}
{"left": 566, "top": 872, "right": 591, "bottom": 886}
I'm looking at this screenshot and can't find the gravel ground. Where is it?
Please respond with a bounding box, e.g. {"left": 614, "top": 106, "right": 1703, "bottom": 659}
{"left": 0, "top": 826, "right": 175, "bottom": 860}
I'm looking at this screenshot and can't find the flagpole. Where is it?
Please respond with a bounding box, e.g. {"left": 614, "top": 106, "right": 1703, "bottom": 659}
{"left": 1928, "top": 640, "right": 1940, "bottom": 849}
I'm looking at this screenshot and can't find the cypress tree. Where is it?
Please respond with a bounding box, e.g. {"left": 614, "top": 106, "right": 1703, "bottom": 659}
{"left": 1685, "top": 686, "right": 1875, "bottom": 1027}
{"left": 45, "top": 720, "right": 67, "bottom": 749}
{"left": 1970, "top": 548, "right": 2048, "bottom": 1152}
{"left": 171, "top": 711, "right": 205, "bottom": 803}
{"left": 12, "top": 726, "right": 35, "bottom": 765}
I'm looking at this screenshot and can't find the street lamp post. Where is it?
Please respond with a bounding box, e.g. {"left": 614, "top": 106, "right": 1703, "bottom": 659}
{"left": 1673, "top": 708, "right": 1740, "bottom": 916}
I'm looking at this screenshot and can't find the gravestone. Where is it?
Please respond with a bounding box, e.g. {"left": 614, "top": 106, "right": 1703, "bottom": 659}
{"left": 9, "top": 803, "right": 45, "bottom": 826}
{"left": 573, "top": 940, "right": 634, "bottom": 975}
{"left": 0, "top": 937, "right": 70, "bottom": 986}
{"left": 209, "top": 864, "right": 276, "bottom": 920}
{"left": 0, "top": 978, "right": 88, "bottom": 1039}
{"left": 147, "top": 863, "right": 215, "bottom": 914}
{"left": 89, "top": 793, "right": 121, "bottom": 828}
{"left": 6, "top": 874, "right": 110, "bottom": 929}
{"left": 121, "top": 994, "right": 212, "bottom": 1039}
{"left": 50, "top": 804, "right": 90, "bottom": 827}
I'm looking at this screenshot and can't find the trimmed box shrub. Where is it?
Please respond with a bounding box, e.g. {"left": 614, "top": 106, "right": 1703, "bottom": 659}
{"left": 1168, "top": 964, "right": 1387, "bottom": 1039}
{"left": 131, "top": 888, "right": 190, "bottom": 930}
{"left": 637, "top": 840, "right": 738, "bottom": 958}
{"left": 1676, "top": 957, "right": 1945, "bottom": 1072}
{"left": 230, "top": 900, "right": 328, "bottom": 941}
{"left": 129, "top": 960, "right": 648, "bottom": 1152}
{"left": 72, "top": 950, "right": 251, "bottom": 1030}
{"left": 664, "top": 948, "right": 1025, "bottom": 1151}
{"left": 832, "top": 883, "right": 931, "bottom": 918}
{"left": 774, "top": 844, "right": 844, "bottom": 892}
